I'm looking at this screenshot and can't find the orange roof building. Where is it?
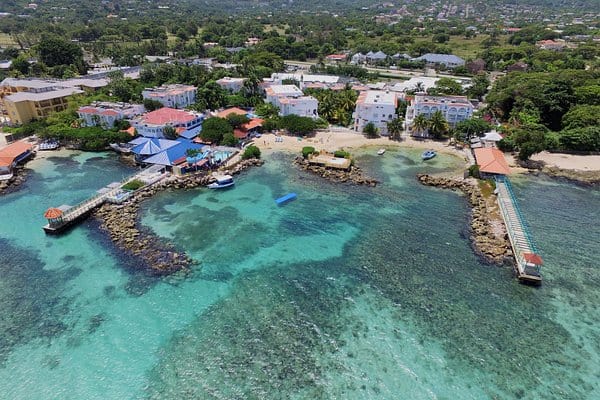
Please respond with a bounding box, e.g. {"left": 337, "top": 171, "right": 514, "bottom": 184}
{"left": 0, "top": 141, "right": 33, "bottom": 174}
{"left": 473, "top": 148, "right": 511, "bottom": 175}
{"left": 216, "top": 107, "right": 247, "bottom": 119}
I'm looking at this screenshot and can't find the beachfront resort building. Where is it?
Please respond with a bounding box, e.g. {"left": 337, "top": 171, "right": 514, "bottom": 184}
{"left": 142, "top": 84, "right": 196, "bottom": 109}
{"left": 265, "top": 73, "right": 339, "bottom": 90}
{"left": 405, "top": 94, "right": 474, "bottom": 137}
{"left": 77, "top": 102, "right": 145, "bottom": 128}
{"left": 216, "top": 77, "right": 246, "bottom": 93}
{"left": 352, "top": 90, "right": 398, "bottom": 136}
{"left": 265, "top": 84, "right": 319, "bottom": 118}
{"left": 132, "top": 107, "right": 202, "bottom": 138}
{"left": 0, "top": 77, "right": 108, "bottom": 124}
{"left": 0, "top": 141, "right": 34, "bottom": 180}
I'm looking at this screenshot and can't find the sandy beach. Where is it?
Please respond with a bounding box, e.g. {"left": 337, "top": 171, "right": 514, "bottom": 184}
{"left": 257, "top": 128, "right": 468, "bottom": 158}
{"left": 530, "top": 151, "right": 600, "bottom": 172}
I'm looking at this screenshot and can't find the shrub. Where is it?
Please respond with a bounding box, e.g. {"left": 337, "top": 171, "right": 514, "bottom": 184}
{"left": 468, "top": 164, "right": 480, "bottom": 178}
{"left": 333, "top": 150, "right": 351, "bottom": 158}
{"left": 302, "top": 146, "right": 316, "bottom": 159}
{"left": 242, "top": 145, "right": 261, "bottom": 160}
{"left": 122, "top": 179, "right": 145, "bottom": 191}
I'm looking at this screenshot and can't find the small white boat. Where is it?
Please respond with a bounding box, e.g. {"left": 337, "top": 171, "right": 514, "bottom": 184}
{"left": 207, "top": 175, "right": 234, "bottom": 189}
{"left": 377, "top": 148, "right": 386, "bottom": 155}
{"left": 421, "top": 150, "right": 436, "bottom": 160}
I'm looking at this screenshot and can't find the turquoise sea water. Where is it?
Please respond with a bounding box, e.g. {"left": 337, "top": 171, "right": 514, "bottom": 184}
{"left": 0, "top": 148, "right": 598, "bottom": 399}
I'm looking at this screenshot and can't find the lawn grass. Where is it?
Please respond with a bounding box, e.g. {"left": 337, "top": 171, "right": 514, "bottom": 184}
{"left": 0, "top": 33, "right": 17, "bottom": 47}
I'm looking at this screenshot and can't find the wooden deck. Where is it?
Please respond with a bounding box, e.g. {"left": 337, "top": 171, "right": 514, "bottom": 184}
{"left": 308, "top": 153, "right": 351, "bottom": 170}
{"left": 43, "top": 165, "right": 165, "bottom": 234}
{"left": 495, "top": 177, "right": 542, "bottom": 285}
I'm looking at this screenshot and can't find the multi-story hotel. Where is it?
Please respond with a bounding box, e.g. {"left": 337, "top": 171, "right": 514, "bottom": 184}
{"left": 405, "top": 94, "right": 474, "bottom": 137}
{"left": 265, "top": 84, "right": 319, "bottom": 118}
{"left": 141, "top": 84, "right": 196, "bottom": 109}
{"left": 77, "top": 102, "right": 146, "bottom": 128}
{"left": 352, "top": 90, "right": 398, "bottom": 136}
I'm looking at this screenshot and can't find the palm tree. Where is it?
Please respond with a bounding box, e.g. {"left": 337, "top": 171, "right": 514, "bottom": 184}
{"left": 412, "top": 114, "right": 429, "bottom": 137}
{"left": 387, "top": 118, "right": 404, "bottom": 141}
{"left": 428, "top": 111, "right": 450, "bottom": 139}
{"left": 415, "top": 81, "right": 425, "bottom": 93}
{"left": 363, "top": 122, "right": 379, "bottom": 138}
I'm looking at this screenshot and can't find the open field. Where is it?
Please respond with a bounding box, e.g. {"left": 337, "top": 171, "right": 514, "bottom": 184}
{"left": 0, "top": 33, "right": 17, "bottom": 47}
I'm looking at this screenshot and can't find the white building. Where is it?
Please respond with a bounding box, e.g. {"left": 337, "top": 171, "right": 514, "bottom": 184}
{"left": 405, "top": 94, "right": 474, "bottom": 137}
{"left": 412, "top": 54, "right": 465, "bottom": 69}
{"left": 77, "top": 102, "right": 145, "bottom": 128}
{"left": 142, "top": 84, "right": 196, "bottom": 109}
{"left": 266, "top": 73, "right": 339, "bottom": 90}
{"left": 216, "top": 77, "right": 246, "bottom": 93}
{"left": 352, "top": 90, "right": 398, "bottom": 136}
{"left": 265, "top": 84, "right": 319, "bottom": 118}
{"left": 131, "top": 107, "right": 202, "bottom": 138}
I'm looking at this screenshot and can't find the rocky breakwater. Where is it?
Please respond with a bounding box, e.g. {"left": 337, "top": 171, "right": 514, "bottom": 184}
{"left": 293, "top": 157, "right": 378, "bottom": 186}
{"left": 0, "top": 166, "right": 29, "bottom": 195}
{"left": 93, "top": 158, "right": 265, "bottom": 274}
{"left": 417, "top": 174, "right": 511, "bottom": 265}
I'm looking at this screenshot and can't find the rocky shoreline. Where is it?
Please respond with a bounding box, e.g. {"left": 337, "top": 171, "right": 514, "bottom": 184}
{"left": 539, "top": 166, "right": 600, "bottom": 186}
{"left": 293, "top": 157, "right": 379, "bottom": 186}
{"left": 416, "top": 174, "right": 512, "bottom": 265}
{"left": 93, "top": 158, "right": 264, "bottom": 275}
{"left": 0, "top": 166, "right": 29, "bottom": 196}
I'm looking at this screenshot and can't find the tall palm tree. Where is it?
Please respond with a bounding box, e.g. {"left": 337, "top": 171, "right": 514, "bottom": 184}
{"left": 387, "top": 118, "right": 404, "bottom": 141}
{"left": 428, "top": 111, "right": 450, "bottom": 139}
{"left": 412, "top": 114, "right": 429, "bottom": 137}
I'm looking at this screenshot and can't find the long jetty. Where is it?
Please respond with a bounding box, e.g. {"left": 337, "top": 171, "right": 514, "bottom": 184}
{"left": 43, "top": 165, "right": 165, "bottom": 234}
{"left": 495, "top": 176, "right": 543, "bottom": 285}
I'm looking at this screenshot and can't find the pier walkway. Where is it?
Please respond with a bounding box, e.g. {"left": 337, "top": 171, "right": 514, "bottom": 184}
{"left": 495, "top": 176, "right": 543, "bottom": 285}
{"left": 43, "top": 165, "right": 165, "bottom": 234}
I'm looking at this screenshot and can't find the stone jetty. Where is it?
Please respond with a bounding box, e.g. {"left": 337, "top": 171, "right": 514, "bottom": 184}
{"left": 93, "top": 158, "right": 264, "bottom": 274}
{"left": 0, "top": 166, "right": 29, "bottom": 196}
{"left": 417, "top": 174, "right": 511, "bottom": 265}
{"left": 293, "top": 157, "right": 378, "bottom": 186}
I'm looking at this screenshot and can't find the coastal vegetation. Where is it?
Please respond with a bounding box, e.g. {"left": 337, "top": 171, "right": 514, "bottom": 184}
{"left": 301, "top": 146, "right": 316, "bottom": 159}
{"left": 241, "top": 145, "right": 261, "bottom": 160}
{"left": 122, "top": 179, "right": 145, "bottom": 191}
{"left": 363, "top": 122, "right": 379, "bottom": 139}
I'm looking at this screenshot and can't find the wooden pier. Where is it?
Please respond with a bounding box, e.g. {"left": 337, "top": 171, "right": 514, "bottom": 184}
{"left": 43, "top": 165, "right": 165, "bottom": 234}
{"left": 495, "top": 176, "right": 543, "bottom": 285}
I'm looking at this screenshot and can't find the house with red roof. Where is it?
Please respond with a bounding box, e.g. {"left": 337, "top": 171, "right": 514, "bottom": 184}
{"left": 77, "top": 102, "right": 145, "bottom": 128}
{"left": 216, "top": 107, "right": 248, "bottom": 119}
{"left": 0, "top": 141, "right": 33, "bottom": 179}
{"left": 132, "top": 107, "right": 203, "bottom": 138}
{"left": 473, "top": 148, "right": 511, "bottom": 176}
{"left": 233, "top": 118, "right": 264, "bottom": 140}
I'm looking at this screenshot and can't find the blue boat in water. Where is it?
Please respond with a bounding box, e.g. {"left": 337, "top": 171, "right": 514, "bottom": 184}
{"left": 275, "top": 193, "right": 297, "bottom": 205}
{"left": 421, "top": 150, "right": 436, "bottom": 160}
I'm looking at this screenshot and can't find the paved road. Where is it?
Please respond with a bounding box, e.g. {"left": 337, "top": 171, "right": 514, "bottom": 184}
{"left": 284, "top": 60, "right": 472, "bottom": 82}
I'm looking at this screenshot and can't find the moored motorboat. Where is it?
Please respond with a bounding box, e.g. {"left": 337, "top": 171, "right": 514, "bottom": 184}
{"left": 207, "top": 175, "right": 234, "bottom": 189}
{"left": 377, "top": 148, "right": 386, "bottom": 155}
{"left": 421, "top": 150, "right": 436, "bottom": 160}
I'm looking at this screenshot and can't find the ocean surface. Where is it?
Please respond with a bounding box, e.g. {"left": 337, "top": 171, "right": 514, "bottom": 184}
{"left": 0, "top": 148, "right": 598, "bottom": 400}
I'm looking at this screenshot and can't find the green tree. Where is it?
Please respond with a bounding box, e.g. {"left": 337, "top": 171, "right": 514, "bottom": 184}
{"left": 226, "top": 113, "right": 250, "bottom": 129}
{"left": 387, "top": 118, "right": 404, "bottom": 141}
{"left": 511, "top": 123, "right": 549, "bottom": 161}
{"left": 10, "top": 54, "right": 30, "bottom": 75}
{"left": 200, "top": 117, "right": 232, "bottom": 144}
{"left": 37, "top": 36, "right": 84, "bottom": 72}
{"left": 453, "top": 118, "right": 491, "bottom": 141}
{"left": 363, "top": 122, "right": 379, "bottom": 138}
{"left": 429, "top": 77, "right": 463, "bottom": 96}
{"left": 280, "top": 115, "right": 317, "bottom": 136}
{"left": 428, "top": 111, "right": 449, "bottom": 139}
{"left": 412, "top": 114, "right": 429, "bottom": 137}
{"left": 143, "top": 98, "right": 164, "bottom": 112}
{"left": 222, "top": 132, "right": 238, "bottom": 147}
{"left": 255, "top": 103, "right": 279, "bottom": 119}
{"left": 561, "top": 105, "right": 600, "bottom": 130}
{"left": 163, "top": 126, "right": 177, "bottom": 140}
{"left": 242, "top": 145, "right": 261, "bottom": 160}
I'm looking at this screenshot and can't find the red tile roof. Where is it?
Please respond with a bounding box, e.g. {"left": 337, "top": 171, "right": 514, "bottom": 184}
{"left": 242, "top": 118, "right": 263, "bottom": 131}
{"left": 142, "top": 107, "right": 197, "bottom": 125}
{"left": 100, "top": 109, "right": 120, "bottom": 116}
{"left": 0, "top": 141, "right": 33, "bottom": 167}
{"left": 216, "top": 107, "right": 247, "bottom": 118}
{"left": 474, "top": 148, "right": 511, "bottom": 175}
{"left": 523, "top": 253, "right": 543, "bottom": 265}
{"left": 78, "top": 107, "right": 96, "bottom": 114}
{"left": 233, "top": 129, "right": 248, "bottom": 139}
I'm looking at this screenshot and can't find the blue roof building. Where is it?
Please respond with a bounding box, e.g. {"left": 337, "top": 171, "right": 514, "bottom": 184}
{"left": 412, "top": 53, "right": 465, "bottom": 68}
{"left": 143, "top": 139, "right": 205, "bottom": 167}
{"left": 130, "top": 138, "right": 180, "bottom": 156}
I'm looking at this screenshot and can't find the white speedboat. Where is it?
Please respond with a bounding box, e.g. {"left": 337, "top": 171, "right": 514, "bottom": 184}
{"left": 377, "top": 148, "right": 386, "bottom": 155}
{"left": 39, "top": 140, "right": 60, "bottom": 151}
{"left": 207, "top": 175, "right": 234, "bottom": 189}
